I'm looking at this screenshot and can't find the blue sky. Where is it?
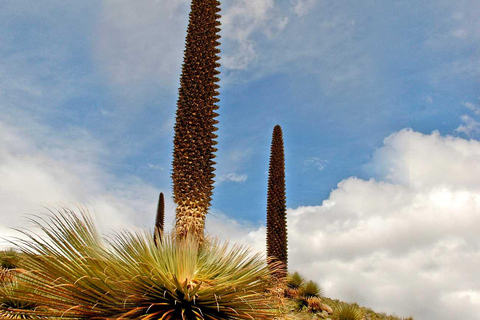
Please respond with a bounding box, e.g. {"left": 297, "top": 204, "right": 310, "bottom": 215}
{"left": 1, "top": 1, "right": 480, "bottom": 319}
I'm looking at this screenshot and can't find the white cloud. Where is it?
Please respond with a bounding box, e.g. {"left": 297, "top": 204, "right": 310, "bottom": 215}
{"left": 303, "top": 157, "right": 327, "bottom": 171}
{"left": 221, "top": 0, "right": 288, "bottom": 70}
{"left": 147, "top": 163, "right": 165, "bottom": 171}
{"left": 367, "top": 129, "right": 480, "bottom": 189}
{"left": 215, "top": 146, "right": 253, "bottom": 184}
{"left": 455, "top": 115, "right": 480, "bottom": 137}
{"left": 292, "top": 0, "right": 318, "bottom": 17}
{"left": 217, "top": 173, "right": 248, "bottom": 183}
{"left": 208, "top": 129, "right": 480, "bottom": 320}
{"left": 426, "top": 0, "right": 480, "bottom": 80}
{"left": 0, "top": 120, "right": 175, "bottom": 248}
{"left": 92, "top": 0, "right": 374, "bottom": 92}
{"left": 463, "top": 101, "right": 480, "bottom": 115}
{"left": 0, "top": 2, "right": 92, "bottom": 118}
{"left": 205, "top": 210, "right": 266, "bottom": 254}
{"left": 94, "top": 0, "right": 288, "bottom": 82}
{"left": 94, "top": 0, "right": 189, "bottom": 89}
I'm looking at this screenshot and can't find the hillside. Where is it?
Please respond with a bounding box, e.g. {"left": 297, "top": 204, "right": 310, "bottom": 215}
{"left": 277, "top": 272, "right": 414, "bottom": 320}
{"left": 281, "top": 297, "right": 413, "bottom": 320}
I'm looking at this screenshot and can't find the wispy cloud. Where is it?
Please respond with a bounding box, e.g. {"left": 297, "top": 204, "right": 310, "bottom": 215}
{"left": 455, "top": 101, "right": 480, "bottom": 137}
{"left": 303, "top": 157, "right": 327, "bottom": 172}
{"left": 217, "top": 173, "right": 248, "bottom": 183}
{"left": 215, "top": 146, "right": 253, "bottom": 184}
{"left": 221, "top": 0, "right": 288, "bottom": 70}
{"left": 463, "top": 101, "right": 480, "bottom": 115}
{"left": 425, "top": 0, "right": 480, "bottom": 81}
{"left": 292, "top": 0, "right": 318, "bottom": 17}
{"left": 147, "top": 163, "right": 165, "bottom": 171}
{"left": 455, "top": 115, "right": 480, "bottom": 137}
{"left": 94, "top": 0, "right": 189, "bottom": 90}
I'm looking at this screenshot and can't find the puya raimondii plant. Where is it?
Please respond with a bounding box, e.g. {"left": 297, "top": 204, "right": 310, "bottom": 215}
{"left": 172, "top": 0, "right": 222, "bottom": 242}
{"left": 266, "top": 125, "right": 288, "bottom": 278}
{"left": 154, "top": 191, "right": 165, "bottom": 244}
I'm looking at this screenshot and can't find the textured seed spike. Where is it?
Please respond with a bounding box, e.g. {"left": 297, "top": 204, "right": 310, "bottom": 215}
{"left": 266, "top": 125, "right": 288, "bottom": 279}
{"left": 154, "top": 192, "right": 165, "bottom": 245}
{"left": 172, "top": 0, "right": 222, "bottom": 243}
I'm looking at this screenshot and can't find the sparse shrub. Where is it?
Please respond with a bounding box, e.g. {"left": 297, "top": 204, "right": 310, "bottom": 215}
{"left": 288, "top": 271, "right": 306, "bottom": 289}
{"left": 0, "top": 250, "right": 21, "bottom": 285}
{"left": 333, "top": 302, "right": 364, "bottom": 320}
{"left": 306, "top": 296, "right": 323, "bottom": 312}
{"left": 293, "top": 279, "right": 325, "bottom": 312}
{"left": 6, "top": 207, "right": 278, "bottom": 319}
{"left": 286, "top": 271, "right": 306, "bottom": 297}
{"left": 301, "top": 280, "right": 324, "bottom": 298}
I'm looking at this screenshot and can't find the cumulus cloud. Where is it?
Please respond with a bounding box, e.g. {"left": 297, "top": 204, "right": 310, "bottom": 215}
{"left": 205, "top": 210, "right": 266, "bottom": 254}
{"left": 209, "top": 129, "right": 480, "bottom": 320}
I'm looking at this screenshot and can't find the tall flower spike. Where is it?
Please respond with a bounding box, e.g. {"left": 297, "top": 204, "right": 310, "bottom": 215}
{"left": 266, "top": 125, "right": 288, "bottom": 279}
{"left": 172, "top": 0, "right": 221, "bottom": 242}
{"left": 154, "top": 192, "right": 165, "bottom": 245}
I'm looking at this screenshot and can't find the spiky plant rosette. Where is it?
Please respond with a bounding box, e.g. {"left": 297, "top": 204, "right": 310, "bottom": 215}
{"left": 0, "top": 249, "right": 21, "bottom": 285}
{"left": 0, "top": 275, "right": 47, "bottom": 319}
{"left": 300, "top": 280, "right": 324, "bottom": 299}
{"left": 294, "top": 280, "right": 325, "bottom": 312}
{"left": 333, "top": 302, "right": 364, "bottom": 320}
{"left": 8, "top": 207, "right": 278, "bottom": 319}
{"left": 0, "top": 249, "right": 20, "bottom": 270}
{"left": 285, "top": 271, "right": 305, "bottom": 298}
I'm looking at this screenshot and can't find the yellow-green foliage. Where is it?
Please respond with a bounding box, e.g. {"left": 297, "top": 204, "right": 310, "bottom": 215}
{"left": 4, "top": 207, "right": 278, "bottom": 319}
{"left": 333, "top": 302, "right": 363, "bottom": 320}
{"left": 288, "top": 272, "right": 306, "bottom": 290}
{"left": 0, "top": 280, "right": 41, "bottom": 319}
{"left": 286, "top": 271, "right": 306, "bottom": 298}
{"left": 0, "top": 250, "right": 19, "bottom": 270}
{"left": 300, "top": 280, "right": 324, "bottom": 298}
